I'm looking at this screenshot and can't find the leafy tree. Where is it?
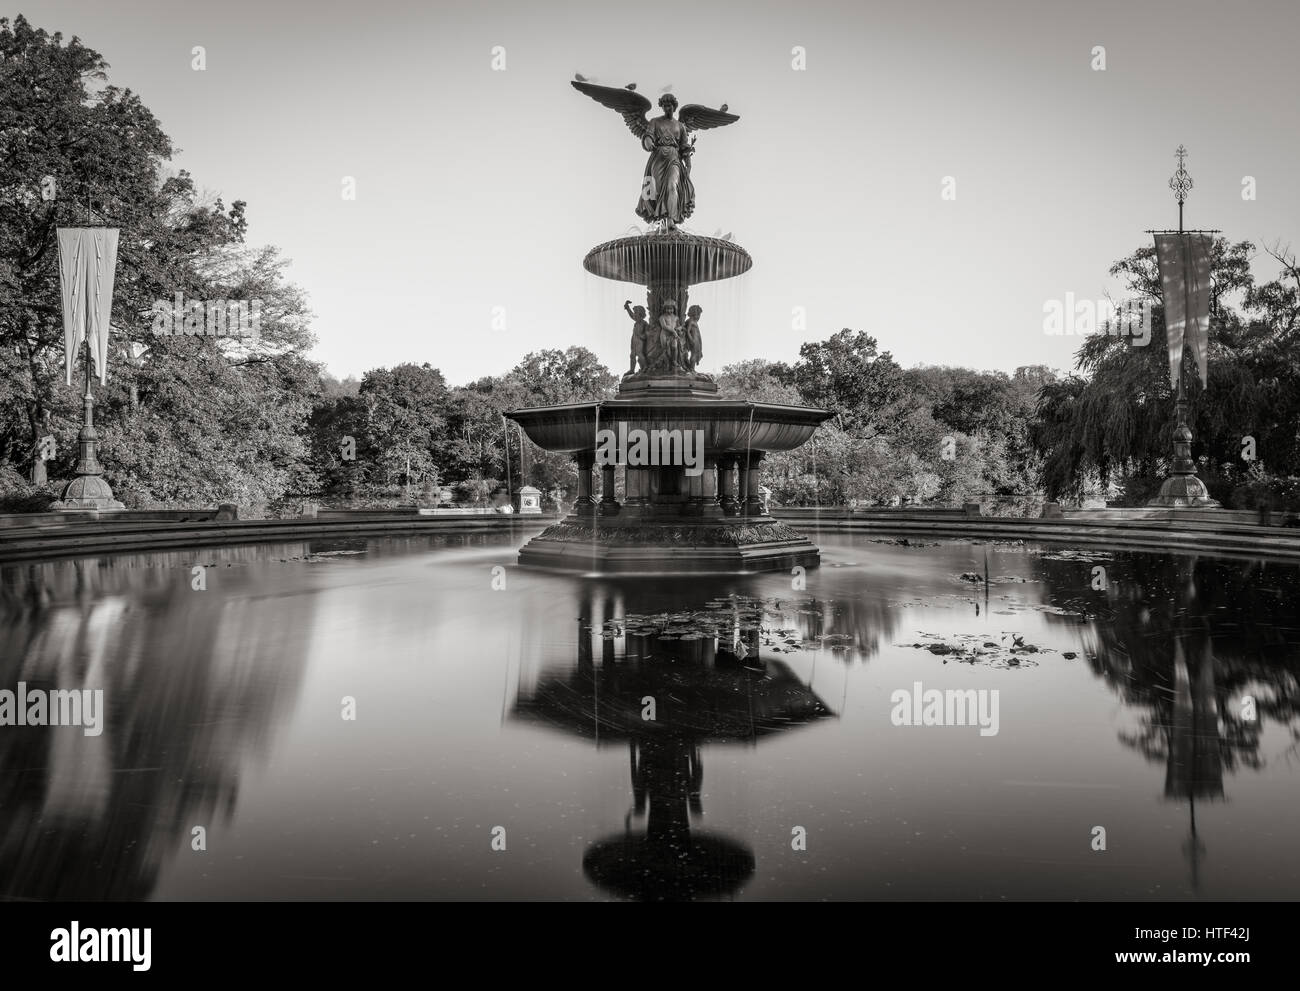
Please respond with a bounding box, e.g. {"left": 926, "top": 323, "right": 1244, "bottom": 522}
{"left": 1032, "top": 238, "right": 1300, "bottom": 505}
{"left": 716, "top": 358, "right": 805, "bottom": 405}
{"left": 790, "top": 329, "right": 911, "bottom": 437}
{"left": 358, "top": 362, "right": 448, "bottom": 488}
{"left": 1, "top": 15, "right": 317, "bottom": 509}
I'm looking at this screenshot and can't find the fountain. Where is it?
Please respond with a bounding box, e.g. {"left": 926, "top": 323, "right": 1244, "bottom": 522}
{"left": 507, "top": 80, "right": 832, "bottom": 573}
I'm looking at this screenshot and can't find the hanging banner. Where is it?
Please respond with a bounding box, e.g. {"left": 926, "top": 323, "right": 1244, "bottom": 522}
{"left": 57, "top": 227, "right": 120, "bottom": 386}
{"left": 1153, "top": 232, "right": 1212, "bottom": 389}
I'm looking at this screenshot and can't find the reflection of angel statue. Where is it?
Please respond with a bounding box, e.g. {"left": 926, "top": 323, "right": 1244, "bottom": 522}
{"left": 571, "top": 80, "right": 739, "bottom": 229}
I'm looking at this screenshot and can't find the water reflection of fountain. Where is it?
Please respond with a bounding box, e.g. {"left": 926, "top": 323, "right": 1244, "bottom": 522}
{"left": 1033, "top": 550, "right": 1300, "bottom": 892}
{"left": 0, "top": 549, "right": 315, "bottom": 900}
{"left": 511, "top": 585, "right": 838, "bottom": 900}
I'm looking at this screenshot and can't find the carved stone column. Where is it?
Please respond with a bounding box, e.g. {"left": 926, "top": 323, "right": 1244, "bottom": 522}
{"left": 741, "top": 451, "right": 766, "bottom": 516}
{"left": 575, "top": 451, "right": 597, "bottom": 515}
{"left": 600, "top": 464, "right": 620, "bottom": 516}
{"left": 717, "top": 454, "right": 740, "bottom": 517}
{"left": 683, "top": 457, "right": 717, "bottom": 517}
{"left": 624, "top": 466, "right": 651, "bottom": 512}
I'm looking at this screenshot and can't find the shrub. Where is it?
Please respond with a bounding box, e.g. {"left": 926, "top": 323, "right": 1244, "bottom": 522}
{"left": 0, "top": 466, "right": 60, "bottom": 513}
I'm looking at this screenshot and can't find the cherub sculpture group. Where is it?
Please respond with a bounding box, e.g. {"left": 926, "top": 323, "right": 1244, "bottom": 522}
{"left": 625, "top": 299, "right": 703, "bottom": 376}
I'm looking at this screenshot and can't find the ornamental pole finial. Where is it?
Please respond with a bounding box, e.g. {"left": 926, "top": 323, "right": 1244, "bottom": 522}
{"left": 1169, "top": 145, "right": 1193, "bottom": 231}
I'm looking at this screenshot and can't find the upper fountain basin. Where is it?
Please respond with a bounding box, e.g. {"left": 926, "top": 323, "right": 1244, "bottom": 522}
{"left": 584, "top": 231, "right": 753, "bottom": 285}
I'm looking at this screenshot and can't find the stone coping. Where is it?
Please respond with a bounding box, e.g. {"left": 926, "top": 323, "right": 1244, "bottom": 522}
{"left": 770, "top": 508, "right": 1300, "bottom": 561}
{"left": 3, "top": 505, "right": 1297, "bottom": 565}
{"left": 0, "top": 513, "right": 554, "bottom": 564}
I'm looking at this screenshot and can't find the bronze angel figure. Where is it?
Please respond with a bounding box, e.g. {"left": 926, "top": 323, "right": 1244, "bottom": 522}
{"left": 571, "top": 80, "right": 739, "bottom": 229}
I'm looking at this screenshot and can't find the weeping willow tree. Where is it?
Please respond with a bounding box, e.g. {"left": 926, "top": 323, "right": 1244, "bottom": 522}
{"left": 1032, "top": 238, "right": 1300, "bottom": 505}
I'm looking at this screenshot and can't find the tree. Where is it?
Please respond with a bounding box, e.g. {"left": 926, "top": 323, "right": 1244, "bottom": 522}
{"left": 716, "top": 358, "right": 805, "bottom": 405}
{"left": 1, "top": 15, "right": 317, "bottom": 508}
{"left": 1031, "top": 238, "right": 1300, "bottom": 505}
{"left": 358, "top": 362, "right": 448, "bottom": 487}
{"left": 507, "top": 347, "right": 617, "bottom": 406}
{"left": 791, "top": 329, "right": 912, "bottom": 437}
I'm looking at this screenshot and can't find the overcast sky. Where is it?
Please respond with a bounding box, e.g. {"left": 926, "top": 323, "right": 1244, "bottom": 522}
{"left": 20, "top": 0, "right": 1300, "bottom": 383}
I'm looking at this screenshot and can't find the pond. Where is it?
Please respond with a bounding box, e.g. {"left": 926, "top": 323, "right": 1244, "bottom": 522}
{"left": 2, "top": 531, "right": 1297, "bottom": 901}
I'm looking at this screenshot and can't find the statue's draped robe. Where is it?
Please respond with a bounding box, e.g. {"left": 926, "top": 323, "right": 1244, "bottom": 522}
{"left": 637, "top": 117, "right": 694, "bottom": 225}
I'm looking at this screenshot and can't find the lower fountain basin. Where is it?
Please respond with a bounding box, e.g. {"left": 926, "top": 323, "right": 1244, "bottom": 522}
{"left": 509, "top": 398, "right": 831, "bottom": 456}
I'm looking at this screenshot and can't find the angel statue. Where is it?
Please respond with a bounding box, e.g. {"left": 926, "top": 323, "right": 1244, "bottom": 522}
{"left": 571, "top": 80, "right": 739, "bottom": 229}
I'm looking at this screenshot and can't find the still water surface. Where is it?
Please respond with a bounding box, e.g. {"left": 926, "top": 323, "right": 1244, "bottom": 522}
{"left": 2, "top": 531, "right": 1297, "bottom": 900}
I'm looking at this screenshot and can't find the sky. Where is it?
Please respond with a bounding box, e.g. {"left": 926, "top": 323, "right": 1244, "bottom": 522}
{"left": 17, "top": 0, "right": 1300, "bottom": 384}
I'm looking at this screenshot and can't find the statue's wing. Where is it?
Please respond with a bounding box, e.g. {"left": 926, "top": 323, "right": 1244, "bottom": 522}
{"left": 678, "top": 105, "right": 739, "bottom": 133}
{"left": 571, "top": 80, "right": 652, "bottom": 139}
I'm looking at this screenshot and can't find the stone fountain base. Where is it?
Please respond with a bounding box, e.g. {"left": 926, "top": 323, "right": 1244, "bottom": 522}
{"left": 517, "top": 514, "right": 820, "bottom": 574}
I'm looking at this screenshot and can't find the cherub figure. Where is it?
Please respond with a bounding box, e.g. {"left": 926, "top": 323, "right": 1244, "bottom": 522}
{"left": 683, "top": 305, "right": 703, "bottom": 372}
{"left": 624, "top": 300, "right": 649, "bottom": 375}
{"left": 657, "top": 300, "right": 684, "bottom": 372}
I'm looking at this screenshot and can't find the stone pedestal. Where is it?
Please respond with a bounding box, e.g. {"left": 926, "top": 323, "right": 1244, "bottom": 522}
{"left": 1148, "top": 416, "right": 1220, "bottom": 509}
{"left": 53, "top": 392, "right": 124, "bottom": 511}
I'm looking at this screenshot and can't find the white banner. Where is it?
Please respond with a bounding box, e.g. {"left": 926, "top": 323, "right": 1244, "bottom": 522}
{"left": 1153, "top": 232, "right": 1212, "bottom": 389}
{"left": 57, "top": 227, "right": 120, "bottom": 386}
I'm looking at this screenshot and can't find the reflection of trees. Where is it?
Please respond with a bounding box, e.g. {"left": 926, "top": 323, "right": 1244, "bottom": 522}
{"left": 1035, "top": 551, "right": 1300, "bottom": 888}
{"left": 0, "top": 549, "right": 313, "bottom": 900}
{"left": 1037, "top": 553, "right": 1300, "bottom": 777}
{"left": 511, "top": 584, "right": 838, "bottom": 900}
{"left": 777, "top": 592, "right": 902, "bottom": 666}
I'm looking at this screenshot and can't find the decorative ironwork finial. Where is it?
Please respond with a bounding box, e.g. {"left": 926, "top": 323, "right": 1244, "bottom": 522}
{"left": 1169, "top": 144, "right": 1193, "bottom": 205}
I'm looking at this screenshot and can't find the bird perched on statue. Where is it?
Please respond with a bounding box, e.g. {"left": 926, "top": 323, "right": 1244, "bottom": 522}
{"left": 720, "top": 103, "right": 728, "bottom": 112}
{"left": 722, "top": 231, "right": 733, "bottom": 241}
{"left": 624, "top": 82, "right": 637, "bottom": 90}
{"left": 575, "top": 72, "right": 594, "bottom": 82}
